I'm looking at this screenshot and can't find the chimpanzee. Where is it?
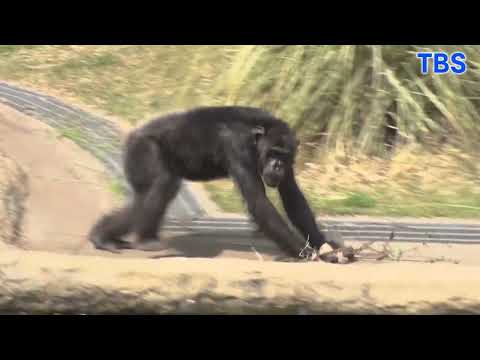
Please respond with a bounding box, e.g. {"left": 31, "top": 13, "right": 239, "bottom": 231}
{"left": 88, "top": 106, "right": 339, "bottom": 259}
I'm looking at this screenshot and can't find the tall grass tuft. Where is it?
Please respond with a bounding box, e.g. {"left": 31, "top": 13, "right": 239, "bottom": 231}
{"left": 216, "top": 45, "right": 480, "bottom": 157}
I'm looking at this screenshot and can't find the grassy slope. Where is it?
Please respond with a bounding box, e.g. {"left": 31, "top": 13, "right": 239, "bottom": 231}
{"left": 0, "top": 45, "right": 479, "bottom": 218}
{"left": 207, "top": 145, "right": 480, "bottom": 218}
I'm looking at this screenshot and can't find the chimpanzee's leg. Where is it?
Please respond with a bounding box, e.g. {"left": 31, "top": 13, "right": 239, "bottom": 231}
{"left": 229, "top": 167, "right": 306, "bottom": 257}
{"left": 130, "top": 176, "right": 181, "bottom": 251}
{"left": 122, "top": 131, "right": 181, "bottom": 251}
{"left": 88, "top": 203, "right": 136, "bottom": 253}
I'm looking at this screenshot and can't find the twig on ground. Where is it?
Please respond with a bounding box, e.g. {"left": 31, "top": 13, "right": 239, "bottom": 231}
{"left": 249, "top": 238, "right": 264, "bottom": 261}
{"left": 299, "top": 235, "right": 315, "bottom": 259}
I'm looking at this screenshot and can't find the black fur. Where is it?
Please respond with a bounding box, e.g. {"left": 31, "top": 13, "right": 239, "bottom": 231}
{"left": 89, "top": 106, "right": 335, "bottom": 257}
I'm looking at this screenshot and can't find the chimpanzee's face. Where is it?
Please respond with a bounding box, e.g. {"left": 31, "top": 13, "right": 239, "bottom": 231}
{"left": 257, "top": 129, "right": 298, "bottom": 188}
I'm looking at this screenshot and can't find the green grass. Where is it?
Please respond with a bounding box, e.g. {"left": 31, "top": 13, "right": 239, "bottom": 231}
{"left": 205, "top": 182, "right": 480, "bottom": 218}
{"left": 204, "top": 183, "right": 243, "bottom": 213}
{"left": 108, "top": 178, "right": 127, "bottom": 200}
{"left": 55, "top": 126, "right": 125, "bottom": 198}
{"left": 57, "top": 127, "right": 85, "bottom": 143}
{"left": 0, "top": 45, "right": 19, "bottom": 55}
{"left": 342, "top": 192, "right": 377, "bottom": 209}
{"left": 0, "top": 45, "right": 36, "bottom": 55}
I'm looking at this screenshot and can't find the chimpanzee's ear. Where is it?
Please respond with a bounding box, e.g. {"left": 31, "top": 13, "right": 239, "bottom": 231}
{"left": 252, "top": 126, "right": 265, "bottom": 143}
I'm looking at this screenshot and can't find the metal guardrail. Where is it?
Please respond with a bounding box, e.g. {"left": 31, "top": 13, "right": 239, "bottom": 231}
{"left": 163, "top": 218, "right": 480, "bottom": 244}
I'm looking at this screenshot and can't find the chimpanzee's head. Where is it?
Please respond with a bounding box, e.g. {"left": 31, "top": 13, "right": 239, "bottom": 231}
{"left": 253, "top": 125, "right": 299, "bottom": 188}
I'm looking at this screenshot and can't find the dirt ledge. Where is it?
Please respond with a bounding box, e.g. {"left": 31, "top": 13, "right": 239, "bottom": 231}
{"left": 0, "top": 249, "right": 479, "bottom": 314}
{"left": 0, "top": 152, "right": 28, "bottom": 247}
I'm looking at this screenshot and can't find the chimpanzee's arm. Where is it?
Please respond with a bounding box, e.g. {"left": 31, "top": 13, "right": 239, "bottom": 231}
{"left": 278, "top": 169, "right": 339, "bottom": 250}
{"left": 228, "top": 159, "right": 306, "bottom": 257}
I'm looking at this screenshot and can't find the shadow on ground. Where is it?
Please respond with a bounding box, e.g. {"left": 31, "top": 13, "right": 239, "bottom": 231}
{"left": 144, "top": 232, "right": 283, "bottom": 261}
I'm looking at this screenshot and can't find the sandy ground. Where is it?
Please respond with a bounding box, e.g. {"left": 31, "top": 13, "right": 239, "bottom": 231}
{"left": 0, "top": 104, "right": 117, "bottom": 254}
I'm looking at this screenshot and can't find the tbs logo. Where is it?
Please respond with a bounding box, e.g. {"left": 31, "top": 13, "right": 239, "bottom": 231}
{"left": 416, "top": 51, "right": 467, "bottom": 75}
